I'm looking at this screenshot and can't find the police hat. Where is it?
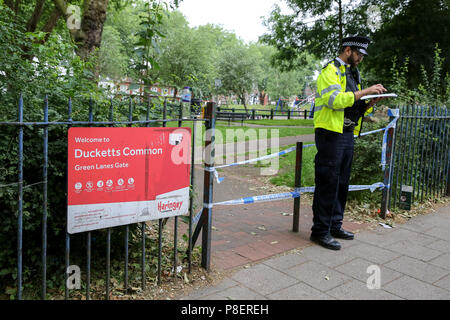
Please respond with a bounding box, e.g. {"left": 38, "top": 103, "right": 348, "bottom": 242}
{"left": 341, "top": 35, "right": 371, "bottom": 56}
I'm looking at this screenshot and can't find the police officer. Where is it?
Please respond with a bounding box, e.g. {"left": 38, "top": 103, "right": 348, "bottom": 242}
{"left": 310, "top": 35, "right": 387, "bottom": 250}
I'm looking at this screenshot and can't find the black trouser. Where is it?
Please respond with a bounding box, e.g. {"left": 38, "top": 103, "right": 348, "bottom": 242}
{"left": 311, "top": 128, "right": 354, "bottom": 237}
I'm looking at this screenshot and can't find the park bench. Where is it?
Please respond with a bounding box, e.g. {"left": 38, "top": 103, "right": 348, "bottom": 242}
{"left": 216, "top": 111, "right": 248, "bottom": 126}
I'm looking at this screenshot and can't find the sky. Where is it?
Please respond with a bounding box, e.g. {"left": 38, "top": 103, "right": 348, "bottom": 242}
{"left": 177, "top": 0, "right": 292, "bottom": 44}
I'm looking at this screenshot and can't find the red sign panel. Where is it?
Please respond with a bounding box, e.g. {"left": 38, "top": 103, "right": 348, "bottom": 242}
{"left": 67, "top": 127, "right": 191, "bottom": 234}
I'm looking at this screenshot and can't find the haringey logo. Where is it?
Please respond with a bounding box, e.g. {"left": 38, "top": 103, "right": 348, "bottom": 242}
{"left": 157, "top": 200, "right": 183, "bottom": 213}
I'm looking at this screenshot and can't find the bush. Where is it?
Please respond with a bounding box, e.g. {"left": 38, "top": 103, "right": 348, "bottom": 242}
{"left": 348, "top": 120, "right": 388, "bottom": 203}
{"left": 387, "top": 44, "right": 450, "bottom": 108}
{"left": 0, "top": 4, "right": 108, "bottom": 296}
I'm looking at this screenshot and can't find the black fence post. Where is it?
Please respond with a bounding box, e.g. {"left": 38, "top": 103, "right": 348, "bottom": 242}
{"left": 200, "top": 102, "right": 216, "bottom": 271}
{"left": 17, "top": 94, "right": 24, "bottom": 300}
{"left": 270, "top": 109, "right": 274, "bottom": 120}
{"left": 42, "top": 95, "right": 49, "bottom": 300}
{"left": 293, "top": 142, "right": 303, "bottom": 232}
{"left": 380, "top": 111, "right": 397, "bottom": 218}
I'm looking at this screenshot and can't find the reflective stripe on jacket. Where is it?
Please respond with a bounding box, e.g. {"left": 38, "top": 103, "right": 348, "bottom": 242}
{"left": 314, "top": 59, "right": 371, "bottom": 135}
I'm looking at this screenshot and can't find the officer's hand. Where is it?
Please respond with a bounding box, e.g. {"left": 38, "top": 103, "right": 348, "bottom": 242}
{"left": 366, "top": 84, "right": 387, "bottom": 95}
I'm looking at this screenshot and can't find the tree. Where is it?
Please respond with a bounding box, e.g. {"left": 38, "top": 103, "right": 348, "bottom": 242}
{"left": 3, "top": 0, "right": 182, "bottom": 78}
{"left": 260, "top": 0, "right": 348, "bottom": 71}
{"left": 250, "top": 44, "right": 320, "bottom": 104}
{"left": 151, "top": 10, "right": 211, "bottom": 97}
{"left": 99, "top": 25, "right": 129, "bottom": 79}
{"left": 364, "top": 0, "right": 450, "bottom": 88}
{"left": 217, "top": 42, "right": 258, "bottom": 112}
{"left": 261, "top": 0, "right": 450, "bottom": 89}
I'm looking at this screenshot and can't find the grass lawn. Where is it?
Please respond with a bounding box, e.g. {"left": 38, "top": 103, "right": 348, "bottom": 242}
{"left": 164, "top": 121, "right": 314, "bottom": 144}
{"left": 268, "top": 143, "right": 317, "bottom": 188}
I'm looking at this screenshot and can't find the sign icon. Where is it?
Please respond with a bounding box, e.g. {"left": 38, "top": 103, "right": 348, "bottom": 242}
{"left": 86, "top": 181, "right": 93, "bottom": 189}
{"left": 106, "top": 179, "right": 113, "bottom": 187}
{"left": 75, "top": 182, "right": 82, "bottom": 190}
{"left": 97, "top": 180, "right": 104, "bottom": 188}
{"left": 117, "top": 178, "right": 124, "bottom": 186}
{"left": 128, "top": 177, "right": 135, "bottom": 185}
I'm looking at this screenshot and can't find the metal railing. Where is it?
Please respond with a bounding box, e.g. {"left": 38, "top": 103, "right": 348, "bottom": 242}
{"left": 388, "top": 106, "right": 450, "bottom": 209}
{"left": 216, "top": 107, "right": 314, "bottom": 120}
{"left": 2, "top": 97, "right": 448, "bottom": 300}
{"left": 0, "top": 94, "right": 205, "bottom": 300}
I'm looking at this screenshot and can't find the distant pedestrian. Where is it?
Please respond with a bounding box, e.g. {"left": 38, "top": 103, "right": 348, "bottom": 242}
{"left": 310, "top": 35, "right": 387, "bottom": 250}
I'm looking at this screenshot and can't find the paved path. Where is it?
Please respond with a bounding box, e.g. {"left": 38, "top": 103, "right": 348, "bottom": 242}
{"left": 193, "top": 134, "right": 315, "bottom": 164}
{"left": 181, "top": 202, "right": 450, "bottom": 300}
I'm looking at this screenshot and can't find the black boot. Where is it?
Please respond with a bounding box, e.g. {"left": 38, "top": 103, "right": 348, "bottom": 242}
{"left": 310, "top": 233, "right": 341, "bottom": 250}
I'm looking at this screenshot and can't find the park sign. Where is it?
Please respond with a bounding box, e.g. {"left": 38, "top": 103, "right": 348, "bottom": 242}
{"left": 67, "top": 127, "right": 191, "bottom": 234}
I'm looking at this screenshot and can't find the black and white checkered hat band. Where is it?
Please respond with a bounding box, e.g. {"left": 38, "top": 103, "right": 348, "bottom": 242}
{"left": 342, "top": 41, "right": 368, "bottom": 49}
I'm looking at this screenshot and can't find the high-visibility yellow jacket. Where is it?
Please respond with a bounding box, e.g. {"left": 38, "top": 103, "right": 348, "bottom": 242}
{"left": 314, "top": 59, "right": 373, "bottom": 135}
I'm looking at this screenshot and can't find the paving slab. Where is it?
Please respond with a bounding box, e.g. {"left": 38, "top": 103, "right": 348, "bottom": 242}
{"left": 230, "top": 264, "right": 299, "bottom": 296}
{"left": 267, "top": 282, "right": 334, "bottom": 300}
{"left": 383, "top": 275, "right": 450, "bottom": 300}
{"left": 426, "top": 239, "right": 450, "bottom": 253}
{"left": 339, "top": 242, "right": 401, "bottom": 265}
{"left": 262, "top": 251, "right": 309, "bottom": 270}
{"left": 334, "top": 258, "right": 403, "bottom": 286}
{"left": 384, "top": 255, "right": 449, "bottom": 284}
{"left": 326, "top": 279, "right": 403, "bottom": 300}
{"left": 433, "top": 274, "right": 450, "bottom": 291}
{"left": 295, "top": 243, "right": 357, "bottom": 268}
{"left": 387, "top": 240, "right": 443, "bottom": 262}
{"left": 207, "top": 285, "right": 268, "bottom": 300}
{"left": 428, "top": 253, "right": 450, "bottom": 271}
{"left": 283, "top": 261, "right": 352, "bottom": 291}
{"left": 425, "top": 227, "right": 450, "bottom": 242}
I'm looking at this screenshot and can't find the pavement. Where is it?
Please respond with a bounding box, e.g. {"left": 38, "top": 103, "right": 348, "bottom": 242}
{"left": 181, "top": 202, "right": 450, "bottom": 300}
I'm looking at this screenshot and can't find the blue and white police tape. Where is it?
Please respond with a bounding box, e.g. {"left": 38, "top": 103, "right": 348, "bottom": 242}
{"left": 356, "top": 127, "right": 386, "bottom": 138}
{"left": 381, "top": 109, "right": 400, "bottom": 171}
{"left": 206, "top": 144, "right": 316, "bottom": 184}
{"left": 192, "top": 183, "right": 389, "bottom": 224}
{"left": 211, "top": 182, "right": 386, "bottom": 206}
{"left": 192, "top": 209, "right": 203, "bottom": 225}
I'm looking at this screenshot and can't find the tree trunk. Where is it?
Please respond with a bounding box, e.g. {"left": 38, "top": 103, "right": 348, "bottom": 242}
{"left": 26, "top": 0, "right": 46, "bottom": 32}
{"left": 75, "top": 0, "right": 109, "bottom": 63}
{"left": 240, "top": 94, "right": 248, "bottom": 114}
{"left": 259, "top": 91, "right": 266, "bottom": 105}
{"left": 54, "top": 0, "right": 109, "bottom": 62}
